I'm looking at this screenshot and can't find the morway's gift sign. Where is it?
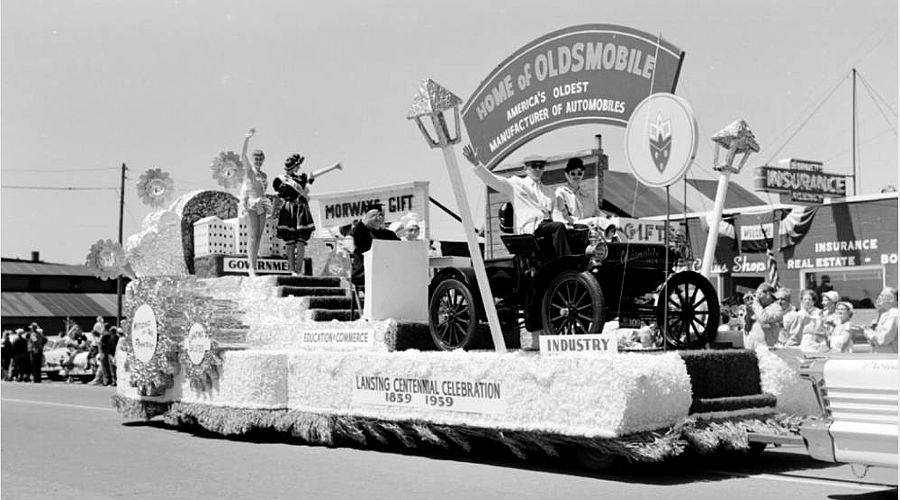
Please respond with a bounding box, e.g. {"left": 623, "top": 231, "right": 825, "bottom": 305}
{"left": 463, "top": 24, "right": 684, "bottom": 169}
{"left": 311, "top": 181, "right": 429, "bottom": 233}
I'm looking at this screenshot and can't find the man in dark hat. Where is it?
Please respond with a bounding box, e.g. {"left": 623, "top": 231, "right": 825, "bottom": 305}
{"left": 462, "top": 145, "right": 571, "bottom": 258}
{"left": 26, "top": 323, "right": 45, "bottom": 383}
{"left": 349, "top": 205, "right": 401, "bottom": 286}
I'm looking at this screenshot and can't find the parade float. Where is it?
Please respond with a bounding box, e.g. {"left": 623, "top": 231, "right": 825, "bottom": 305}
{"left": 99, "top": 24, "right": 821, "bottom": 467}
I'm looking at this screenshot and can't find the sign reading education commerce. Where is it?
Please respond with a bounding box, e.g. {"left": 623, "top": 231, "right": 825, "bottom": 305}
{"left": 754, "top": 159, "right": 848, "bottom": 204}
{"left": 462, "top": 24, "right": 684, "bottom": 169}
{"left": 311, "top": 181, "right": 430, "bottom": 231}
{"left": 131, "top": 304, "right": 158, "bottom": 363}
{"left": 351, "top": 374, "right": 506, "bottom": 414}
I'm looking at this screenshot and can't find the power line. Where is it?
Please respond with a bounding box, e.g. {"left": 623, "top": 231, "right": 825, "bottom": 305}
{"left": 764, "top": 73, "right": 847, "bottom": 164}
{"left": 858, "top": 73, "right": 898, "bottom": 116}
{"left": 3, "top": 167, "right": 120, "bottom": 173}
{"left": 1, "top": 185, "right": 119, "bottom": 191}
{"left": 859, "top": 84, "right": 897, "bottom": 136}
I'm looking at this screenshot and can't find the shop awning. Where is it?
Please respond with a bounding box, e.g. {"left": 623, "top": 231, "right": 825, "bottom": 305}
{"left": 686, "top": 178, "right": 765, "bottom": 209}
{"left": 603, "top": 170, "right": 687, "bottom": 217}
{"left": 1, "top": 292, "right": 117, "bottom": 318}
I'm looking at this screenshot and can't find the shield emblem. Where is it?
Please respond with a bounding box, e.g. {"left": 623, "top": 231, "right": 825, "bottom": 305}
{"left": 648, "top": 113, "right": 672, "bottom": 173}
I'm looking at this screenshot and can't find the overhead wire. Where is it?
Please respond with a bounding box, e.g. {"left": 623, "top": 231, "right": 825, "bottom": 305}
{"left": 858, "top": 72, "right": 898, "bottom": 116}
{"left": 2, "top": 167, "right": 120, "bottom": 173}
{"left": 764, "top": 73, "right": 847, "bottom": 165}
{"left": 857, "top": 75, "right": 898, "bottom": 135}
{"left": 1, "top": 185, "right": 119, "bottom": 191}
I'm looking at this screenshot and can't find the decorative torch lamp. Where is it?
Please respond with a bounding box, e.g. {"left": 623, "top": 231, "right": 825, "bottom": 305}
{"left": 700, "top": 120, "right": 760, "bottom": 278}
{"left": 407, "top": 79, "right": 506, "bottom": 352}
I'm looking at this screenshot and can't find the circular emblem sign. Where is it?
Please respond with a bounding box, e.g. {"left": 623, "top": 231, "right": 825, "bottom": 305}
{"left": 131, "top": 304, "right": 158, "bottom": 363}
{"left": 186, "top": 323, "right": 211, "bottom": 365}
{"left": 624, "top": 93, "right": 698, "bottom": 188}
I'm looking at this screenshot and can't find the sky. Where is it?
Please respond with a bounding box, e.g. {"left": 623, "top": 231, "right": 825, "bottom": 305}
{"left": 2, "top": 0, "right": 897, "bottom": 265}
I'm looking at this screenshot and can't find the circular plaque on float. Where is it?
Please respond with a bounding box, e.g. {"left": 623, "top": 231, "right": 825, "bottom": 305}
{"left": 131, "top": 304, "right": 158, "bottom": 363}
{"left": 186, "top": 323, "right": 212, "bottom": 365}
{"left": 624, "top": 93, "right": 698, "bottom": 188}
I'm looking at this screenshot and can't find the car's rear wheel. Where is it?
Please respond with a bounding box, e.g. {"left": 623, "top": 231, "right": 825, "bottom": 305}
{"left": 656, "top": 271, "right": 720, "bottom": 349}
{"left": 429, "top": 278, "right": 479, "bottom": 350}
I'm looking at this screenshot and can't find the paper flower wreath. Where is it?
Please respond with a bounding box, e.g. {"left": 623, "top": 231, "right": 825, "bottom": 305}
{"left": 85, "top": 239, "right": 128, "bottom": 280}
{"left": 136, "top": 168, "right": 175, "bottom": 208}
{"left": 211, "top": 151, "right": 244, "bottom": 190}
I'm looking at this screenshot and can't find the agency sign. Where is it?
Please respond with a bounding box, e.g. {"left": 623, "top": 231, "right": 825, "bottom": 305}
{"left": 462, "top": 24, "right": 684, "bottom": 169}
{"left": 754, "top": 159, "right": 848, "bottom": 204}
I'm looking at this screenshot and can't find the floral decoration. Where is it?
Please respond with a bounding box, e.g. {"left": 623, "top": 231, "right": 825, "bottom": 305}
{"left": 122, "top": 334, "right": 180, "bottom": 397}
{"left": 136, "top": 168, "right": 175, "bottom": 208}
{"left": 211, "top": 151, "right": 244, "bottom": 190}
{"left": 84, "top": 239, "right": 128, "bottom": 280}
{"left": 179, "top": 315, "right": 225, "bottom": 394}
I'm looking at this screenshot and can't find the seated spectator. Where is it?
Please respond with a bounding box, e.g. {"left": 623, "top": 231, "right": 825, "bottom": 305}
{"left": 784, "top": 289, "right": 824, "bottom": 351}
{"left": 828, "top": 301, "right": 859, "bottom": 353}
{"left": 864, "top": 287, "right": 898, "bottom": 353}
{"left": 774, "top": 288, "right": 794, "bottom": 344}
{"left": 821, "top": 290, "right": 840, "bottom": 324}
{"left": 745, "top": 283, "right": 784, "bottom": 349}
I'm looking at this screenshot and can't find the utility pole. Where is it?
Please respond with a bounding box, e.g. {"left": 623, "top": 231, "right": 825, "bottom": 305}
{"left": 852, "top": 68, "right": 858, "bottom": 196}
{"left": 117, "top": 163, "right": 126, "bottom": 327}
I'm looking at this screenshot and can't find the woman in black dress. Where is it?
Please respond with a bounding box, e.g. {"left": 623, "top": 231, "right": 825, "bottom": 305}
{"left": 273, "top": 154, "right": 316, "bottom": 275}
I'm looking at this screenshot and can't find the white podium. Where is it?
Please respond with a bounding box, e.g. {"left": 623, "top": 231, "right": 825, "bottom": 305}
{"left": 363, "top": 240, "right": 428, "bottom": 322}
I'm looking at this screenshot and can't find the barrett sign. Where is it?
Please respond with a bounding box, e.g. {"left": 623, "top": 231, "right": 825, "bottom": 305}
{"left": 754, "top": 160, "right": 848, "bottom": 203}
{"left": 462, "top": 24, "right": 684, "bottom": 169}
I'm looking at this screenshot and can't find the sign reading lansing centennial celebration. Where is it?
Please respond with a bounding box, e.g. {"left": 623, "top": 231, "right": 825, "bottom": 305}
{"left": 352, "top": 374, "right": 506, "bottom": 414}
{"left": 462, "top": 24, "right": 684, "bottom": 169}
{"left": 131, "top": 304, "right": 158, "bottom": 363}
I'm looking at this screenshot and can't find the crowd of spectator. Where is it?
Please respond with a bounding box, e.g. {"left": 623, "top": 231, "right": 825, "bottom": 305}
{"left": 1, "top": 323, "right": 46, "bottom": 382}
{"left": 731, "top": 283, "right": 898, "bottom": 353}
{"left": 2, "top": 317, "right": 123, "bottom": 384}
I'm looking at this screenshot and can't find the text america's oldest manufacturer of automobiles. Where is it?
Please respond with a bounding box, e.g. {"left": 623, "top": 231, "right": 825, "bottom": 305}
{"left": 462, "top": 24, "right": 684, "bottom": 170}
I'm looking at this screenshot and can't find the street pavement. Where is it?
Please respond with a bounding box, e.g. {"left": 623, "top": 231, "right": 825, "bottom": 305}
{"left": 1, "top": 380, "right": 897, "bottom": 500}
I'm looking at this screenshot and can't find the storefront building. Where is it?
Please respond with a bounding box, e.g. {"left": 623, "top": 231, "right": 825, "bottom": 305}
{"left": 1, "top": 252, "right": 120, "bottom": 332}
{"left": 677, "top": 192, "right": 898, "bottom": 324}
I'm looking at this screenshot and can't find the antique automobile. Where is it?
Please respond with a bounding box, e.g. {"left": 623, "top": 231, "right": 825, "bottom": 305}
{"left": 427, "top": 204, "right": 719, "bottom": 350}
{"left": 798, "top": 353, "right": 898, "bottom": 471}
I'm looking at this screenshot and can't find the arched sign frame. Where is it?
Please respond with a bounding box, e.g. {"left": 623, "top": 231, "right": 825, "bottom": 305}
{"left": 462, "top": 24, "right": 685, "bottom": 170}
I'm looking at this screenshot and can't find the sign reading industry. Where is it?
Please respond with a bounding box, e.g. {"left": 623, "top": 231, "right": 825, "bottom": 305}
{"left": 462, "top": 24, "right": 685, "bottom": 169}
{"left": 754, "top": 158, "right": 848, "bottom": 204}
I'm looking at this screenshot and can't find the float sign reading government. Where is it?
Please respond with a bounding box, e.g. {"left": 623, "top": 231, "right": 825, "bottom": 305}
{"left": 463, "top": 24, "right": 684, "bottom": 169}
